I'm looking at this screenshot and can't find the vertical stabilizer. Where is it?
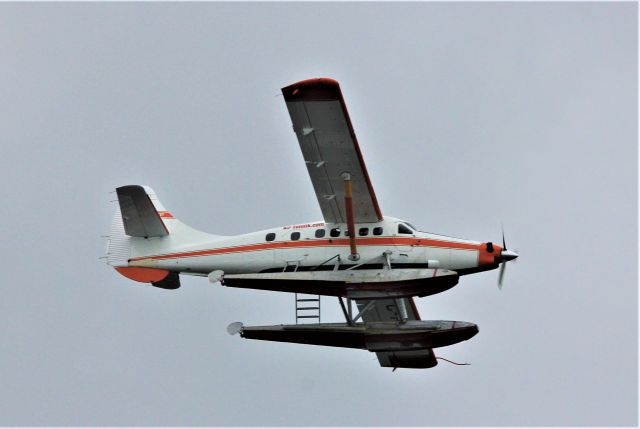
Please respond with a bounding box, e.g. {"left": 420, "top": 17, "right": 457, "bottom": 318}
{"left": 116, "top": 185, "right": 169, "bottom": 238}
{"left": 106, "top": 184, "right": 223, "bottom": 278}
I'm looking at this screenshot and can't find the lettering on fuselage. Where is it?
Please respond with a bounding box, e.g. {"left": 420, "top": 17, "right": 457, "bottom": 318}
{"left": 282, "top": 222, "right": 325, "bottom": 230}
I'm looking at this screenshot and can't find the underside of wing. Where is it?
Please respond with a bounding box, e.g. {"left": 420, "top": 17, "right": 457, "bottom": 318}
{"left": 375, "top": 348, "right": 437, "bottom": 369}
{"left": 355, "top": 297, "right": 438, "bottom": 369}
{"left": 355, "top": 296, "right": 422, "bottom": 323}
{"left": 282, "top": 78, "right": 383, "bottom": 224}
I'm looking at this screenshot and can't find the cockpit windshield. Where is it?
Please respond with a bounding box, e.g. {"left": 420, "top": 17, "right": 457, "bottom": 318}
{"left": 404, "top": 222, "right": 417, "bottom": 231}
{"left": 398, "top": 223, "right": 413, "bottom": 235}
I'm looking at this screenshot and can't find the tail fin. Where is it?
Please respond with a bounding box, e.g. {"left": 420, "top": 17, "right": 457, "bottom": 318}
{"left": 116, "top": 185, "right": 170, "bottom": 238}
{"left": 106, "top": 185, "right": 221, "bottom": 288}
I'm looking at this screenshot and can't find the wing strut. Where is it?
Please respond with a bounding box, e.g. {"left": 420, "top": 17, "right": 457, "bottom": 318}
{"left": 343, "top": 173, "right": 360, "bottom": 261}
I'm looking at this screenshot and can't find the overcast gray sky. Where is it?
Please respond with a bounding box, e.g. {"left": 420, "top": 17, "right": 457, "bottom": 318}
{"left": 0, "top": 2, "right": 636, "bottom": 426}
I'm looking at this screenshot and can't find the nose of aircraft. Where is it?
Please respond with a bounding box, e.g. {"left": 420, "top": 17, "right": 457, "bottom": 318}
{"left": 501, "top": 249, "right": 519, "bottom": 262}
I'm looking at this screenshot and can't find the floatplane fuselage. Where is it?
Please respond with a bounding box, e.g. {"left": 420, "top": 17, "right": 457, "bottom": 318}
{"left": 116, "top": 215, "right": 508, "bottom": 281}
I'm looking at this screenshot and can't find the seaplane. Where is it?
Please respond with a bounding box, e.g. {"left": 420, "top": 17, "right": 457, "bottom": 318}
{"left": 105, "top": 78, "right": 518, "bottom": 370}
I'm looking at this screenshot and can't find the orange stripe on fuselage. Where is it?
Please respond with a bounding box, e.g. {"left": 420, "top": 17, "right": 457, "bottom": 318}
{"left": 129, "top": 236, "right": 481, "bottom": 263}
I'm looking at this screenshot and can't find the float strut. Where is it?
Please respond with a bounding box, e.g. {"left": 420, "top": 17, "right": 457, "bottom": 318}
{"left": 338, "top": 297, "right": 353, "bottom": 326}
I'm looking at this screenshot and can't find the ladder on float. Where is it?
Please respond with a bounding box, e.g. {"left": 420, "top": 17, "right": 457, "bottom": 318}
{"left": 295, "top": 294, "right": 321, "bottom": 324}
{"left": 284, "top": 261, "right": 321, "bottom": 324}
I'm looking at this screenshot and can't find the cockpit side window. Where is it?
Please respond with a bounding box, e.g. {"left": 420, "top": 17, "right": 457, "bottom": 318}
{"left": 398, "top": 223, "right": 413, "bottom": 235}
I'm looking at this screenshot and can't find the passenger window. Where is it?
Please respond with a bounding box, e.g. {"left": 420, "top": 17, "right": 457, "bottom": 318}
{"left": 315, "top": 229, "right": 325, "bottom": 238}
{"left": 398, "top": 224, "right": 413, "bottom": 235}
{"left": 330, "top": 227, "right": 341, "bottom": 237}
{"left": 345, "top": 229, "right": 351, "bottom": 237}
{"left": 373, "top": 227, "right": 383, "bottom": 236}
{"left": 265, "top": 232, "right": 276, "bottom": 241}
{"left": 291, "top": 231, "right": 300, "bottom": 241}
{"left": 359, "top": 227, "right": 369, "bottom": 236}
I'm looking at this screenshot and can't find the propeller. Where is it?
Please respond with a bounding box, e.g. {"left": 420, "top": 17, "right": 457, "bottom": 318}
{"left": 498, "top": 263, "right": 507, "bottom": 289}
{"left": 497, "top": 225, "right": 519, "bottom": 289}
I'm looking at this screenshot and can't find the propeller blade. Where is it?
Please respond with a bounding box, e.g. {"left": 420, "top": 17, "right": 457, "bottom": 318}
{"left": 498, "top": 262, "right": 506, "bottom": 290}
{"left": 498, "top": 225, "right": 518, "bottom": 288}
{"left": 501, "top": 223, "right": 507, "bottom": 250}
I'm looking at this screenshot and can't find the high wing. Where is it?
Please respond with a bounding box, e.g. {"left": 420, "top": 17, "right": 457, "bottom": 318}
{"left": 355, "top": 298, "right": 438, "bottom": 369}
{"left": 282, "top": 78, "right": 383, "bottom": 224}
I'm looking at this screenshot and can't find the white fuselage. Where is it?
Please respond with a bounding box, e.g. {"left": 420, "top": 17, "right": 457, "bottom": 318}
{"left": 126, "top": 216, "right": 493, "bottom": 276}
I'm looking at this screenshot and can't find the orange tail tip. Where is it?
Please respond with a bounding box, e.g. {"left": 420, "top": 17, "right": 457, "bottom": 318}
{"left": 115, "top": 267, "right": 170, "bottom": 283}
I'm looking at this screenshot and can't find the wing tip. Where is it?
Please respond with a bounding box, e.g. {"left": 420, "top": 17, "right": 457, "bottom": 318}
{"left": 282, "top": 77, "right": 341, "bottom": 101}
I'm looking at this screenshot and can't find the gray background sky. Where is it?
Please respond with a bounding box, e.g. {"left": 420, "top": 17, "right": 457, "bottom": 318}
{"left": 0, "top": 2, "right": 636, "bottom": 426}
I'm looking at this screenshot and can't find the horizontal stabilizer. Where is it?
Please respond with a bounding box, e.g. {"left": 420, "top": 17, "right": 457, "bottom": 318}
{"left": 116, "top": 185, "right": 169, "bottom": 238}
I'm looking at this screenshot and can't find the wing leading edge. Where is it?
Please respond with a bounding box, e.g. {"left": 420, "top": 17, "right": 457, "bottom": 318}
{"left": 282, "top": 78, "right": 383, "bottom": 224}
